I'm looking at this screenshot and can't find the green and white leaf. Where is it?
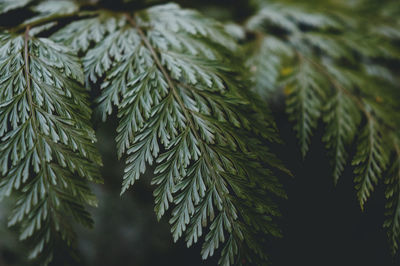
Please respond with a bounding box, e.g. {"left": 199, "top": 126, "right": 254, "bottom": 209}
{"left": 352, "top": 118, "right": 389, "bottom": 209}
{"left": 51, "top": 12, "right": 127, "bottom": 53}
{"left": 323, "top": 90, "right": 361, "bottom": 183}
{"left": 90, "top": 4, "right": 285, "bottom": 265}
{"left": 284, "top": 58, "right": 327, "bottom": 157}
{"left": 384, "top": 136, "right": 400, "bottom": 255}
{"left": 0, "top": 33, "right": 102, "bottom": 265}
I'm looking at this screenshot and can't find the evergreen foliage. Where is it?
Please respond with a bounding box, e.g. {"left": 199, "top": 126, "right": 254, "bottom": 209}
{"left": 0, "top": 0, "right": 399, "bottom": 265}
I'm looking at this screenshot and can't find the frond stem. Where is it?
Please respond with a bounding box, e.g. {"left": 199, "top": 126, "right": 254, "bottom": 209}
{"left": 10, "top": 10, "right": 98, "bottom": 33}
{"left": 24, "top": 27, "right": 37, "bottom": 133}
{"left": 125, "top": 12, "right": 238, "bottom": 232}
{"left": 24, "top": 26, "right": 55, "bottom": 213}
{"left": 295, "top": 51, "right": 390, "bottom": 130}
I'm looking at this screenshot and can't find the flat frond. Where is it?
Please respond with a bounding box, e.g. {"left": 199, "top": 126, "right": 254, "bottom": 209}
{"left": 284, "top": 57, "right": 327, "bottom": 157}
{"left": 0, "top": 32, "right": 102, "bottom": 265}
{"left": 323, "top": 90, "right": 361, "bottom": 183}
{"left": 87, "top": 4, "right": 285, "bottom": 265}
{"left": 352, "top": 118, "right": 389, "bottom": 209}
{"left": 246, "top": 36, "right": 293, "bottom": 99}
{"left": 51, "top": 12, "right": 127, "bottom": 53}
{"left": 384, "top": 136, "right": 400, "bottom": 254}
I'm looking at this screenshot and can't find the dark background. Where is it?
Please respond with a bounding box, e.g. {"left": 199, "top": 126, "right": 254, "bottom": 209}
{"left": 70, "top": 111, "right": 400, "bottom": 266}
{"left": 2, "top": 111, "right": 396, "bottom": 266}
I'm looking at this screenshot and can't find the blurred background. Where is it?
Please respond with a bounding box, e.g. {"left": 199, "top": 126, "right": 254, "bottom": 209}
{"left": 0, "top": 0, "right": 399, "bottom": 265}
